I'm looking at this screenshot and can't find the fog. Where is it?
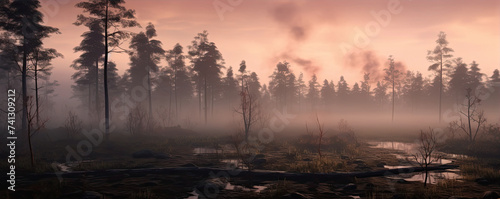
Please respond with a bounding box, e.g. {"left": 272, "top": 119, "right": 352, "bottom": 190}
{"left": 1, "top": 0, "right": 500, "bottom": 198}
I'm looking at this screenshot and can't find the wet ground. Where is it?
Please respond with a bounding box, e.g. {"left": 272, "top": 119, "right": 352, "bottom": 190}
{"left": 4, "top": 139, "right": 500, "bottom": 199}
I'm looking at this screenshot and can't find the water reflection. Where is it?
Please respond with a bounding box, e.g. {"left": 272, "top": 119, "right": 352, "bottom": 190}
{"left": 193, "top": 147, "right": 221, "bottom": 154}
{"left": 371, "top": 141, "right": 463, "bottom": 184}
{"left": 387, "top": 171, "right": 461, "bottom": 184}
{"left": 185, "top": 183, "right": 267, "bottom": 199}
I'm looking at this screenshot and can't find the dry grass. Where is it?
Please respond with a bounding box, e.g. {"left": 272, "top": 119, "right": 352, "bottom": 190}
{"left": 460, "top": 162, "right": 500, "bottom": 182}
{"left": 287, "top": 157, "right": 347, "bottom": 173}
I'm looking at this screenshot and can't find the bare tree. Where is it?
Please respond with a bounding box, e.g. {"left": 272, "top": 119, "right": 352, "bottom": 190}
{"left": 452, "top": 88, "right": 487, "bottom": 143}
{"left": 411, "top": 128, "right": 442, "bottom": 187}
{"left": 126, "top": 106, "right": 147, "bottom": 135}
{"left": 236, "top": 81, "right": 259, "bottom": 141}
{"left": 64, "top": 110, "right": 83, "bottom": 139}
{"left": 231, "top": 134, "right": 254, "bottom": 171}
{"left": 156, "top": 105, "right": 172, "bottom": 128}
{"left": 337, "top": 119, "right": 358, "bottom": 146}
{"left": 316, "top": 116, "right": 325, "bottom": 159}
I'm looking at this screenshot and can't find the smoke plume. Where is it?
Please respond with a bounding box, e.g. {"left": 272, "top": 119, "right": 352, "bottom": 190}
{"left": 345, "top": 50, "right": 407, "bottom": 82}
{"left": 270, "top": 2, "right": 320, "bottom": 74}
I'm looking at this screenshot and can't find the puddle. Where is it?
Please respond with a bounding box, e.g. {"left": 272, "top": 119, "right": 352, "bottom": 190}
{"left": 221, "top": 159, "right": 248, "bottom": 169}
{"left": 193, "top": 145, "right": 237, "bottom": 155}
{"left": 225, "top": 183, "right": 267, "bottom": 192}
{"left": 370, "top": 142, "right": 457, "bottom": 165}
{"left": 387, "top": 170, "right": 461, "bottom": 184}
{"left": 54, "top": 162, "right": 72, "bottom": 172}
{"left": 371, "top": 142, "right": 465, "bottom": 159}
{"left": 438, "top": 158, "right": 453, "bottom": 164}
{"left": 384, "top": 165, "right": 413, "bottom": 169}
{"left": 193, "top": 147, "right": 222, "bottom": 154}
{"left": 370, "top": 141, "right": 417, "bottom": 153}
{"left": 371, "top": 141, "right": 464, "bottom": 184}
{"left": 185, "top": 183, "right": 267, "bottom": 199}
{"left": 448, "top": 153, "right": 469, "bottom": 159}
{"left": 53, "top": 160, "right": 96, "bottom": 172}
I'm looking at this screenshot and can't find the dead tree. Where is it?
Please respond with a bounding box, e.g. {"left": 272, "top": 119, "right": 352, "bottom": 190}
{"left": 236, "top": 82, "right": 259, "bottom": 141}
{"left": 453, "top": 88, "right": 486, "bottom": 143}
{"left": 411, "top": 128, "right": 442, "bottom": 187}
{"left": 316, "top": 116, "right": 325, "bottom": 159}
{"left": 127, "top": 106, "right": 147, "bottom": 135}
{"left": 337, "top": 119, "right": 358, "bottom": 146}
{"left": 64, "top": 111, "right": 83, "bottom": 139}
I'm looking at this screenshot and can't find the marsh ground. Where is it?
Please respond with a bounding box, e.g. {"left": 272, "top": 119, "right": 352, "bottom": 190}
{"left": 2, "top": 127, "right": 500, "bottom": 199}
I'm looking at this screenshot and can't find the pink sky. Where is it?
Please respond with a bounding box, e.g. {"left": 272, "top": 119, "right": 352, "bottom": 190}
{"left": 39, "top": 0, "right": 500, "bottom": 106}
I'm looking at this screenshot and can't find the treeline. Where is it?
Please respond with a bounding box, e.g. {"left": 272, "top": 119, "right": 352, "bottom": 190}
{"left": 1, "top": 0, "right": 500, "bottom": 135}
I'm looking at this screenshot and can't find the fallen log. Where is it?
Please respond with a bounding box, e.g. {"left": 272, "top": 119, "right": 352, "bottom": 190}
{"left": 19, "top": 164, "right": 459, "bottom": 184}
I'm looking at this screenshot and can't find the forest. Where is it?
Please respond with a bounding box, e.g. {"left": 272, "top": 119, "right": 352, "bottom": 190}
{"left": 0, "top": 0, "right": 500, "bottom": 199}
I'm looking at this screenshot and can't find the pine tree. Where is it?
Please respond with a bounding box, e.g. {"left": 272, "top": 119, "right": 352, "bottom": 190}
{"left": 30, "top": 48, "right": 61, "bottom": 125}
{"left": 467, "top": 61, "right": 483, "bottom": 92}
{"left": 360, "top": 73, "right": 371, "bottom": 103}
{"left": 337, "top": 76, "right": 349, "bottom": 105}
{"left": 128, "top": 23, "right": 165, "bottom": 117}
{"left": 306, "top": 74, "right": 319, "bottom": 109}
{"left": 166, "top": 43, "right": 192, "bottom": 116}
{"left": 447, "top": 58, "right": 469, "bottom": 102}
{"left": 384, "top": 55, "right": 401, "bottom": 122}
{"left": 373, "top": 81, "right": 388, "bottom": 107}
{"left": 75, "top": 0, "right": 139, "bottom": 139}
{"left": 71, "top": 20, "right": 104, "bottom": 118}
{"left": 320, "top": 79, "right": 334, "bottom": 107}
{"left": 297, "top": 73, "right": 307, "bottom": 111}
{"left": 269, "top": 61, "right": 290, "bottom": 109}
{"left": 247, "top": 72, "right": 261, "bottom": 99}
{"left": 188, "top": 31, "right": 224, "bottom": 124}
{"left": 427, "top": 31, "right": 454, "bottom": 123}
{"left": 2, "top": 0, "right": 59, "bottom": 135}
{"left": 222, "top": 66, "right": 239, "bottom": 108}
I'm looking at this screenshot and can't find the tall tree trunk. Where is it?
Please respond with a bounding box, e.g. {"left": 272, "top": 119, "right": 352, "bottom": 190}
{"left": 169, "top": 86, "right": 172, "bottom": 126}
{"left": 95, "top": 59, "right": 99, "bottom": 121}
{"left": 204, "top": 76, "right": 207, "bottom": 125}
{"left": 198, "top": 76, "right": 202, "bottom": 122}
{"left": 298, "top": 88, "right": 301, "bottom": 113}
{"left": 88, "top": 73, "right": 91, "bottom": 118}
{"left": 392, "top": 75, "right": 395, "bottom": 123}
{"left": 34, "top": 53, "right": 40, "bottom": 126}
{"left": 28, "top": 121, "right": 34, "bottom": 167}
{"left": 147, "top": 67, "right": 152, "bottom": 118}
{"left": 22, "top": 39, "right": 28, "bottom": 138}
{"left": 174, "top": 64, "right": 177, "bottom": 118}
{"left": 103, "top": 0, "right": 110, "bottom": 140}
{"left": 467, "top": 97, "right": 472, "bottom": 142}
{"left": 211, "top": 85, "right": 214, "bottom": 117}
{"left": 439, "top": 55, "right": 443, "bottom": 123}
